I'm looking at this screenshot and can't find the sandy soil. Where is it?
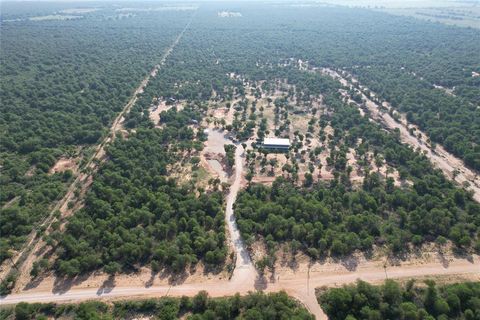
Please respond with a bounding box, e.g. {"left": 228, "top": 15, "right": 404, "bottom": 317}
{"left": 251, "top": 176, "right": 277, "bottom": 185}
{"left": 149, "top": 101, "right": 185, "bottom": 127}
{"left": 14, "top": 264, "right": 229, "bottom": 297}
{"left": 49, "top": 157, "right": 78, "bottom": 175}
{"left": 346, "top": 148, "right": 364, "bottom": 184}
{"left": 200, "top": 129, "right": 231, "bottom": 182}
{"left": 225, "top": 144, "right": 257, "bottom": 284}
{"left": 199, "top": 155, "right": 222, "bottom": 184}
{"left": 149, "top": 101, "right": 170, "bottom": 126}
{"left": 203, "top": 129, "right": 230, "bottom": 154}
{"left": 206, "top": 158, "right": 228, "bottom": 182}
{"left": 210, "top": 107, "right": 230, "bottom": 121}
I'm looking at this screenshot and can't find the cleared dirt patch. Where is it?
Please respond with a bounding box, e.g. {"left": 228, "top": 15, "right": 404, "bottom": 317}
{"left": 15, "top": 263, "right": 230, "bottom": 297}
{"left": 49, "top": 157, "right": 78, "bottom": 175}
{"left": 148, "top": 100, "right": 181, "bottom": 126}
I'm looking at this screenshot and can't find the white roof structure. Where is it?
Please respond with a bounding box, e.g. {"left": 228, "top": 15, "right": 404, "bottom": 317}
{"left": 262, "top": 138, "right": 290, "bottom": 147}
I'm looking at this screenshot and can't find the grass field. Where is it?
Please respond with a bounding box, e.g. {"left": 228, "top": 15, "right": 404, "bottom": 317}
{"left": 321, "top": 0, "right": 480, "bottom": 28}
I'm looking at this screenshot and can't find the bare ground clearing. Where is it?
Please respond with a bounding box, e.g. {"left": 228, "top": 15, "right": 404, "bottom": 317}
{"left": 49, "top": 157, "right": 78, "bottom": 175}
{"left": 149, "top": 100, "right": 185, "bottom": 127}
{"left": 200, "top": 128, "right": 233, "bottom": 183}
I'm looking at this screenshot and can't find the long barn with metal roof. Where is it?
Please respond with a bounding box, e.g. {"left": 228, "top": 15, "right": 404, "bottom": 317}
{"left": 261, "top": 138, "right": 290, "bottom": 151}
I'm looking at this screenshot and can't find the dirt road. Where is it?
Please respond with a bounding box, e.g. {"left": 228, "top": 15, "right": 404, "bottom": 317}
{"left": 201, "top": 127, "right": 257, "bottom": 284}
{"left": 225, "top": 143, "right": 257, "bottom": 285}
{"left": 2, "top": 256, "right": 478, "bottom": 320}
{"left": 320, "top": 68, "right": 480, "bottom": 203}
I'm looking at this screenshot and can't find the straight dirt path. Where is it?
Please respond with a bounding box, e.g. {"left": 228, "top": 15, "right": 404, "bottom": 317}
{"left": 0, "top": 16, "right": 195, "bottom": 289}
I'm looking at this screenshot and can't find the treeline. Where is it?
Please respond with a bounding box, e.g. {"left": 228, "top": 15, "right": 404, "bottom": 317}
{"left": 185, "top": 3, "right": 479, "bottom": 104}
{"left": 1, "top": 291, "right": 313, "bottom": 320}
{"left": 0, "top": 145, "right": 72, "bottom": 263}
{"left": 0, "top": 169, "right": 68, "bottom": 264}
{"left": 236, "top": 173, "right": 479, "bottom": 258}
{"left": 2, "top": 0, "right": 479, "bottom": 274}
{"left": 318, "top": 280, "right": 480, "bottom": 320}
{"left": 0, "top": 14, "right": 185, "bottom": 154}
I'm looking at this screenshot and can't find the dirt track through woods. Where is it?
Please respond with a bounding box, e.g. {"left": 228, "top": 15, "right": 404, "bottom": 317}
{"left": 225, "top": 143, "right": 257, "bottom": 285}
{"left": 0, "top": 16, "right": 194, "bottom": 290}
{"left": 320, "top": 68, "right": 480, "bottom": 203}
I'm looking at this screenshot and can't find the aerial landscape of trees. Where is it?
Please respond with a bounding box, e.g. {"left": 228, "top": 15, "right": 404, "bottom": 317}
{"left": 0, "top": 5, "right": 190, "bottom": 263}
{"left": 157, "top": 4, "right": 480, "bottom": 173}
{"left": 50, "top": 124, "right": 227, "bottom": 276}
{"left": 235, "top": 69, "right": 480, "bottom": 259}
{"left": 347, "top": 66, "right": 480, "bottom": 170}
{"left": 318, "top": 280, "right": 480, "bottom": 320}
{"left": 0, "top": 0, "right": 479, "bottom": 315}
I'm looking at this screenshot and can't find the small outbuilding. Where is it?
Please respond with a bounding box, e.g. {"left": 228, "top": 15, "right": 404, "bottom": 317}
{"left": 262, "top": 138, "right": 290, "bottom": 151}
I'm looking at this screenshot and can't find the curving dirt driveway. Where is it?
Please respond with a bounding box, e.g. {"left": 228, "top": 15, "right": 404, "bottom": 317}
{"left": 225, "top": 143, "right": 258, "bottom": 285}
{"left": 201, "top": 128, "right": 257, "bottom": 285}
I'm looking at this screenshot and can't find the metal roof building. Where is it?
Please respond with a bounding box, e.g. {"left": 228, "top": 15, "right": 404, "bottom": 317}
{"left": 262, "top": 138, "right": 290, "bottom": 150}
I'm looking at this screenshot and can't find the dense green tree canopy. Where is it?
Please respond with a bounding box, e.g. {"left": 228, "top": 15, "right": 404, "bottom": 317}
{"left": 0, "top": 6, "right": 190, "bottom": 263}
{"left": 318, "top": 280, "right": 480, "bottom": 320}
{"left": 52, "top": 125, "right": 227, "bottom": 275}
